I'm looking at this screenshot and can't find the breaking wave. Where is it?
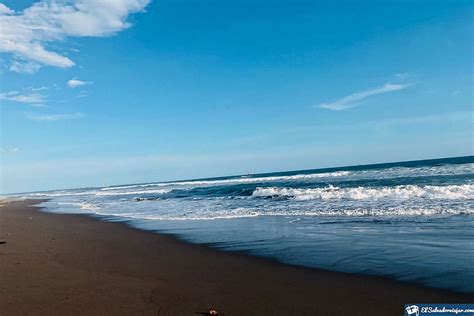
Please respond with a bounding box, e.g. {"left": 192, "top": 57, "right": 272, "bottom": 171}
{"left": 45, "top": 203, "right": 472, "bottom": 220}
{"left": 99, "top": 170, "right": 351, "bottom": 191}
{"left": 98, "top": 163, "right": 473, "bottom": 193}
{"left": 252, "top": 184, "right": 474, "bottom": 201}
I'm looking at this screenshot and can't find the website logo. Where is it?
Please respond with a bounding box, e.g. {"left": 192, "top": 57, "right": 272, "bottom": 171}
{"left": 404, "top": 304, "right": 474, "bottom": 316}
{"left": 406, "top": 305, "right": 420, "bottom": 316}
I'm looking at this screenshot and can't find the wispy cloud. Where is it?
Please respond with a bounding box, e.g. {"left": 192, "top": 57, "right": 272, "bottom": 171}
{"left": 67, "top": 78, "right": 92, "bottom": 88}
{"left": 26, "top": 112, "right": 84, "bottom": 121}
{"left": 0, "top": 90, "right": 46, "bottom": 105}
{"left": 318, "top": 82, "right": 411, "bottom": 111}
{"left": 76, "top": 91, "right": 89, "bottom": 98}
{"left": 9, "top": 60, "right": 42, "bottom": 74}
{"left": 0, "top": 0, "right": 151, "bottom": 73}
{"left": 29, "top": 85, "right": 52, "bottom": 92}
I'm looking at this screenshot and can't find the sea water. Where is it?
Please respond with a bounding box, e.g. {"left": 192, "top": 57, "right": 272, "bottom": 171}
{"left": 21, "top": 156, "right": 474, "bottom": 293}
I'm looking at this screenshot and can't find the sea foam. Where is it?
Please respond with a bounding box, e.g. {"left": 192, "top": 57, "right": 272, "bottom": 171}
{"left": 252, "top": 184, "right": 474, "bottom": 201}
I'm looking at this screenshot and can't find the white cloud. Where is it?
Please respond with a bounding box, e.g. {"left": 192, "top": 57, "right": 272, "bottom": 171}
{"left": 0, "top": 3, "right": 13, "bottom": 15}
{"left": 26, "top": 112, "right": 84, "bottom": 121}
{"left": 7, "top": 93, "right": 46, "bottom": 104}
{"left": 0, "top": 90, "right": 47, "bottom": 105}
{"left": 67, "top": 78, "right": 92, "bottom": 88}
{"left": 318, "top": 82, "right": 411, "bottom": 111}
{"left": 30, "top": 85, "right": 51, "bottom": 92}
{"left": 0, "top": 0, "right": 150, "bottom": 72}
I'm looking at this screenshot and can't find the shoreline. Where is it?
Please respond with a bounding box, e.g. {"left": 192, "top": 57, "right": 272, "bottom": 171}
{"left": 1, "top": 199, "right": 472, "bottom": 315}
{"left": 36, "top": 201, "right": 473, "bottom": 296}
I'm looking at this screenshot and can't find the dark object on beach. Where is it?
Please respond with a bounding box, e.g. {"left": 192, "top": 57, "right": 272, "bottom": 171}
{"left": 0, "top": 241, "right": 6, "bottom": 244}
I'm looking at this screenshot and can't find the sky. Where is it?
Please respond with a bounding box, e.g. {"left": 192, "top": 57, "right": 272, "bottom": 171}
{"left": 0, "top": 0, "right": 473, "bottom": 194}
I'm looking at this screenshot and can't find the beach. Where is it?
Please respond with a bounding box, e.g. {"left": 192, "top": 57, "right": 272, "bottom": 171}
{"left": 2, "top": 0, "right": 472, "bottom": 314}
{"left": 0, "top": 199, "right": 471, "bottom": 315}
{"left": 21, "top": 157, "right": 474, "bottom": 294}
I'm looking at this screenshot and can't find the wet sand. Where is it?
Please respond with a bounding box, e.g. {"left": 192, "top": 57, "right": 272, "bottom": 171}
{"left": 0, "top": 199, "right": 471, "bottom": 315}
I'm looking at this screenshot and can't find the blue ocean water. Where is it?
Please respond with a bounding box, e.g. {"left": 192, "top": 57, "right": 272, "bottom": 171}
{"left": 21, "top": 156, "right": 474, "bottom": 293}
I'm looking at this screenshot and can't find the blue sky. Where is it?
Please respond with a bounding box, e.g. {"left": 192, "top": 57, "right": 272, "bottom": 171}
{"left": 1, "top": 0, "right": 472, "bottom": 194}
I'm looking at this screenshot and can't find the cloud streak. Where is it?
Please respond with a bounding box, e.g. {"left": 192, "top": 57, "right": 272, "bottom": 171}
{"left": 318, "top": 82, "right": 411, "bottom": 111}
{"left": 67, "top": 78, "right": 92, "bottom": 88}
{"left": 26, "top": 112, "right": 84, "bottom": 121}
{"left": 0, "top": 0, "right": 150, "bottom": 72}
{"left": 0, "top": 90, "right": 47, "bottom": 105}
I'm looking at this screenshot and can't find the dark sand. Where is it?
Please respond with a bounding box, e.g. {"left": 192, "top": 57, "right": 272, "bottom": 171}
{"left": 0, "top": 199, "right": 471, "bottom": 315}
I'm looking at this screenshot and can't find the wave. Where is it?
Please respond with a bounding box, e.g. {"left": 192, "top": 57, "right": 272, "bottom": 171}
{"left": 94, "top": 189, "right": 172, "bottom": 196}
{"left": 62, "top": 206, "right": 472, "bottom": 220}
{"left": 261, "top": 207, "right": 473, "bottom": 217}
{"left": 39, "top": 195, "right": 473, "bottom": 221}
{"left": 99, "top": 183, "right": 164, "bottom": 191}
{"left": 170, "top": 171, "right": 352, "bottom": 185}
{"left": 56, "top": 201, "right": 101, "bottom": 211}
{"left": 252, "top": 184, "right": 474, "bottom": 201}
{"left": 23, "top": 188, "right": 173, "bottom": 198}
{"left": 99, "top": 171, "right": 352, "bottom": 191}
{"left": 98, "top": 163, "right": 473, "bottom": 193}
{"left": 27, "top": 191, "right": 94, "bottom": 197}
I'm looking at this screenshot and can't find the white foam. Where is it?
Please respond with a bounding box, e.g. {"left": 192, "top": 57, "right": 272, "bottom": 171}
{"left": 26, "top": 190, "right": 95, "bottom": 197}
{"left": 100, "top": 183, "right": 165, "bottom": 191}
{"left": 171, "top": 171, "right": 351, "bottom": 185}
{"left": 56, "top": 201, "right": 101, "bottom": 212}
{"left": 39, "top": 196, "right": 473, "bottom": 220}
{"left": 77, "top": 202, "right": 100, "bottom": 211}
{"left": 82, "top": 206, "right": 473, "bottom": 220}
{"left": 30, "top": 163, "right": 474, "bottom": 221}
{"left": 260, "top": 207, "right": 474, "bottom": 217}
{"left": 252, "top": 184, "right": 474, "bottom": 201}
{"left": 98, "top": 171, "right": 352, "bottom": 191}
{"left": 94, "top": 189, "right": 172, "bottom": 196}
{"left": 79, "top": 163, "right": 474, "bottom": 194}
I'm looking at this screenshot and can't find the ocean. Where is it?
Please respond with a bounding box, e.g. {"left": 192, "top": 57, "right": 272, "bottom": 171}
{"left": 20, "top": 156, "right": 474, "bottom": 293}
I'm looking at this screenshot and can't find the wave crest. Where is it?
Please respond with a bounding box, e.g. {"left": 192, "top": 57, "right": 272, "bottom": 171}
{"left": 252, "top": 184, "right": 474, "bottom": 201}
{"left": 99, "top": 171, "right": 351, "bottom": 191}
{"left": 94, "top": 189, "right": 172, "bottom": 196}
